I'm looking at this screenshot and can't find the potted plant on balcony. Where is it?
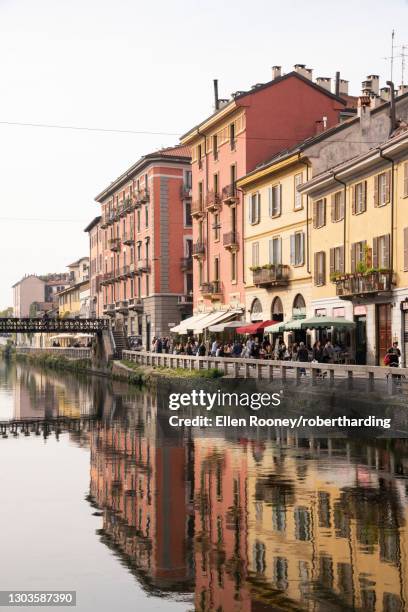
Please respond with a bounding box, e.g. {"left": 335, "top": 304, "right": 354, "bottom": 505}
{"left": 262, "top": 263, "right": 275, "bottom": 270}
{"left": 250, "top": 265, "right": 261, "bottom": 272}
{"left": 330, "top": 272, "right": 341, "bottom": 282}
{"left": 355, "top": 261, "right": 367, "bottom": 277}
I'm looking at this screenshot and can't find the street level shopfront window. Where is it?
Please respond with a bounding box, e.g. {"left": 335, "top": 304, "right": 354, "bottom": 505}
{"left": 250, "top": 298, "right": 263, "bottom": 322}
{"left": 271, "top": 296, "right": 283, "bottom": 322}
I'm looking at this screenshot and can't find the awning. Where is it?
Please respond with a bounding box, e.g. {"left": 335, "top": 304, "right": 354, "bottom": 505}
{"left": 170, "top": 312, "right": 210, "bottom": 334}
{"left": 194, "top": 309, "right": 243, "bottom": 334}
{"left": 236, "top": 320, "right": 280, "bottom": 334}
{"left": 209, "top": 320, "right": 245, "bottom": 333}
{"left": 266, "top": 315, "right": 306, "bottom": 333}
{"left": 300, "top": 316, "right": 355, "bottom": 330}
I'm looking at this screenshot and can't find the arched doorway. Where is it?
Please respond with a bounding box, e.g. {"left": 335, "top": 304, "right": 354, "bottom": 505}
{"left": 250, "top": 298, "right": 263, "bottom": 322}
{"left": 290, "top": 294, "right": 307, "bottom": 346}
{"left": 271, "top": 297, "right": 284, "bottom": 322}
{"left": 293, "top": 294, "right": 306, "bottom": 318}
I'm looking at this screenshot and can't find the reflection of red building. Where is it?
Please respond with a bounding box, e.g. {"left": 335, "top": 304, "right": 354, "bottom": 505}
{"left": 89, "top": 395, "right": 194, "bottom": 593}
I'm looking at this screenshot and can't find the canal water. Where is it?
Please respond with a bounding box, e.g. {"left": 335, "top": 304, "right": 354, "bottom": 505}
{"left": 0, "top": 358, "right": 407, "bottom": 612}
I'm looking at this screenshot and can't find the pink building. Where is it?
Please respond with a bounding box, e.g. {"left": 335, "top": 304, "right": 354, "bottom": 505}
{"left": 180, "top": 65, "right": 353, "bottom": 319}
{"left": 86, "top": 145, "right": 192, "bottom": 347}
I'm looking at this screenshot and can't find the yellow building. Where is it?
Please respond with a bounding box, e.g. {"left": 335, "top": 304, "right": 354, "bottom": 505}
{"left": 301, "top": 129, "right": 408, "bottom": 365}
{"left": 58, "top": 280, "right": 89, "bottom": 318}
{"left": 237, "top": 152, "right": 312, "bottom": 336}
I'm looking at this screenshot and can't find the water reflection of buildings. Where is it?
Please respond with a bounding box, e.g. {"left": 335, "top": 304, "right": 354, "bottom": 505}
{"left": 89, "top": 389, "right": 408, "bottom": 611}
{"left": 89, "top": 391, "right": 195, "bottom": 596}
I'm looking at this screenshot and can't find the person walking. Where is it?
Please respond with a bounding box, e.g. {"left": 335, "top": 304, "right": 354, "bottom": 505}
{"left": 297, "top": 341, "right": 309, "bottom": 376}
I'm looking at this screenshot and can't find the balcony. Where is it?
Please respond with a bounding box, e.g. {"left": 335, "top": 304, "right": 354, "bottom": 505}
{"left": 117, "top": 266, "right": 130, "bottom": 279}
{"left": 178, "top": 294, "right": 193, "bottom": 308}
{"left": 128, "top": 297, "right": 143, "bottom": 312}
{"left": 136, "top": 259, "right": 150, "bottom": 274}
{"left": 222, "top": 184, "right": 238, "bottom": 205}
{"left": 123, "top": 232, "right": 135, "bottom": 246}
{"left": 334, "top": 270, "right": 394, "bottom": 300}
{"left": 253, "top": 265, "right": 290, "bottom": 288}
{"left": 136, "top": 189, "right": 149, "bottom": 204}
{"left": 101, "top": 214, "right": 109, "bottom": 229}
{"left": 180, "top": 184, "right": 192, "bottom": 199}
{"left": 100, "top": 271, "right": 114, "bottom": 286}
{"left": 129, "top": 263, "right": 137, "bottom": 276}
{"left": 205, "top": 190, "right": 221, "bottom": 212}
{"left": 115, "top": 300, "right": 129, "bottom": 313}
{"left": 180, "top": 256, "right": 193, "bottom": 271}
{"left": 201, "top": 281, "right": 223, "bottom": 300}
{"left": 109, "top": 237, "right": 121, "bottom": 252}
{"left": 191, "top": 199, "right": 205, "bottom": 219}
{"left": 103, "top": 303, "right": 116, "bottom": 316}
{"left": 192, "top": 241, "right": 205, "bottom": 259}
{"left": 223, "top": 231, "right": 240, "bottom": 251}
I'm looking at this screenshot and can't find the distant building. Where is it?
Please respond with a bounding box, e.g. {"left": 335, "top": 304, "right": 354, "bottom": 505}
{"left": 12, "top": 275, "right": 45, "bottom": 317}
{"left": 57, "top": 257, "right": 90, "bottom": 318}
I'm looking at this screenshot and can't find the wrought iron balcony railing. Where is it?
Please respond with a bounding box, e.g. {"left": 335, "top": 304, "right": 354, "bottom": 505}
{"left": 223, "top": 231, "right": 240, "bottom": 250}
{"left": 192, "top": 241, "right": 205, "bottom": 258}
{"left": 253, "top": 265, "right": 290, "bottom": 287}
{"left": 222, "top": 183, "right": 238, "bottom": 204}
{"left": 200, "top": 280, "right": 223, "bottom": 299}
{"left": 334, "top": 270, "right": 394, "bottom": 299}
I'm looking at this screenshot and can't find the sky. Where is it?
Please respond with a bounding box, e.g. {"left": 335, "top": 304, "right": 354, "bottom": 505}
{"left": 0, "top": 0, "right": 407, "bottom": 309}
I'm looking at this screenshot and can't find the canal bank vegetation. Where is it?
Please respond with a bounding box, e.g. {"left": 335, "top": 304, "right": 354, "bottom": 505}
{"left": 15, "top": 351, "right": 92, "bottom": 374}
{"left": 120, "top": 360, "right": 224, "bottom": 380}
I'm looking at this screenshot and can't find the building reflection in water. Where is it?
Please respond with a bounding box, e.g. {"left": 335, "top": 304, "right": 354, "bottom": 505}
{"left": 88, "top": 386, "right": 408, "bottom": 612}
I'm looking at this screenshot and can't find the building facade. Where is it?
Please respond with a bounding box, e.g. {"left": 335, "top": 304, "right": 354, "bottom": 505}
{"left": 90, "top": 145, "right": 192, "bottom": 348}
{"left": 180, "top": 65, "right": 352, "bottom": 318}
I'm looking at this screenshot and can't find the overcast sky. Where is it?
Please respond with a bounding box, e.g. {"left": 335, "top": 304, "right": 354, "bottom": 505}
{"left": 0, "top": 0, "right": 407, "bottom": 309}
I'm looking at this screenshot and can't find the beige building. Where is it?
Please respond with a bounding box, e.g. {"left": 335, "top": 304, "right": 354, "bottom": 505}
{"left": 238, "top": 153, "right": 311, "bottom": 332}
{"left": 301, "top": 129, "right": 408, "bottom": 365}
{"left": 12, "top": 275, "right": 45, "bottom": 318}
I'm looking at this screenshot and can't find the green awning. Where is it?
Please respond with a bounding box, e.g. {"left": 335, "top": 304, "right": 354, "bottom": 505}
{"left": 299, "top": 316, "right": 355, "bottom": 330}
{"left": 265, "top": 315, "right": 305, "bottom": 333}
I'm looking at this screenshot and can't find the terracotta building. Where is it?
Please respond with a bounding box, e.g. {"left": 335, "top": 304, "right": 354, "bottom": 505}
{"left": 88, "top": 145, "right": 192, "bottom": 347}
{"left": 180, "top": 65, "right": 354, "bottom": 324}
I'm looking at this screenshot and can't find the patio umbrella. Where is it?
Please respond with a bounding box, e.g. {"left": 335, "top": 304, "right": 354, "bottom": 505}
{"left": 299, "top": 316, "right": 355, "bottom": 330}
{"left": 236, "top": 320, "right": 280, "bottom": 334}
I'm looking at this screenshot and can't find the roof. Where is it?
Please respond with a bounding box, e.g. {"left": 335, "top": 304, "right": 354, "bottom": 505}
{"left": 95, "top": 143, "right": 191, "bottom": 202}
{"left": 68, "top": 256, "right": 89, "bottom": 268}
{"left": 84, "top": 216, "right": 101, "bottom": 233}
{"left": 180, "top": 71, "right": 347, "bottom": 143}
{"left": 12, "top": 274, "right": 44, "bottom": 288}
{"left": 57, "top": 279, "right": 89, "bottom": 296}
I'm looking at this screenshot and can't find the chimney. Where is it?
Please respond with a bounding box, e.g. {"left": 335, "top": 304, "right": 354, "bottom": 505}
{"left": 272, "top": 65, "right": 281, "bottom": 80}
{"left": 369, "top": 93, "right": 381, "bottom": 109}
{"left": 367, "top": 74, "right": 379, "bottom": 95}
{"left": 380, "top": 86, "right": 390, "bottom": 101}
{"left": 316, "top": 77, "right": 332, "bottom": 92}
{"left": 339, "top": 79, "right": 349, "bottom": 95}
{"left": 294, "top": 64, "right": 311, "bottom": 79}
{"left": 357, "top": 95, "right": 371, "bottom": 118}
{"left": 398, "top": 84, "right": 408, "bottom": 97}
{"left": 213, "top": 79, "right": 219, "bottom": 111}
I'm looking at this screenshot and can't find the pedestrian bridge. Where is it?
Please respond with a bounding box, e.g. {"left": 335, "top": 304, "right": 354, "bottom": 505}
{"left": 0, "top": 317, "right": 109, "bottom": 334}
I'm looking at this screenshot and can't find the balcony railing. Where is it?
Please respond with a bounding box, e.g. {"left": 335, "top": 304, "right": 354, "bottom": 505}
{"left": 205, "top": 190, "right": 221, "bottom": 212}
{"left": 334, "top": 270, "right": 394, "bottom": 299}
{"left": 109, "top": 237, "right": 121, "bottom": 252}
{"left": 128, "top": 297, "right": 143, "bottom": 311}
{"left": 115, "top": 300, "right": 129, "bottom": 313}
{"left": 192, "top": 199, "right": 205, "bottom": 218}
{"left": 123, "top": 232, "right": 135, "bottom": 245}
{"left": 223, "top": 231, "right": 240, "bottom": 250}
{"left": 253, "top": 265, "right": 290, "bottom": 287}
{"left": 136, "top": 189, "right": 149, "bottom": 204}
{"left": 117, "top": 266, "right": 130, "bottom": 279}
{"left": 136, "top": 259, "right": 150, "bottom": 273}
{"left": 192, "top": 241, "right": 206, "bottom": 258}
{"left": 180, "top": 184, "right": 192, "bottom": 199}
{"left": 222, "top": 184, "right": 238, "bottom": 204}
{"left": 180, "top": 256, "right": 193, "bottom": 271}
{"left": 177, "top": 294, "right": 193, "bottom": 307}
{"left": 103, "top": 303, "right": 116, "bottom": 316}
{"left": 100, "top": 271, "right": 115, "bottom": 285}
{"left": 201, "top": 281, "right": 223, "bottom": 299}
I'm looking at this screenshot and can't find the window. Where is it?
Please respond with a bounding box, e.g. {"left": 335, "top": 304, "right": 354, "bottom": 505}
{"left": 329, "top": 245, "right": 344, "bottom": 276}
{"left": 404, "top": 162, "right": 408, "bottom": 198}
{"left": 229, "top": 122, "right": 236, "bottom": 150}
{"left": 331, "top": 191, "right": 344, "bottom": 222}
{"left": 184, "top": 200, "right": 192, "bottom": 226}
{"left": 314, "top": 251, "right": 326, "bottom": 286}
{"left": 198, "top": 181, "right": 203, "bottom": 205}
{"left": 373, "top": 234, "right": 390, "bottom": 269}
{"left": 231, "top": 252, "right": 237, "bottom": 282}
{"left": 198, "top": 261, "right": 203, "bottom": 286}
{"left": 268, "top": 184, "right": 281, "bottom": 217}
{"left": 290, "top": 232, "right": 305, "bottom": 266}
{"left": 350, "top": 241, "right": 366, "bottom": 273}
{"left": 249, "top": 193, "right": 261, "bottom": 224}
{"left": 198, "top": 144, "right": 203, "bottom": 168}
{"left": 212, "top": 134, "right": 218, "bottom": 160}
{"left": 313, "top": 198, "right": 326, "bottom": 228}
{"left": 184, "top": 170, "right": 192, "bottom": 189}
{"left": 375, "top": 171, "right": 391, "bottom": 206}
{"left": 137, "top": 210, "right": 141, "bottom": 232}
{"left": 213, "top": 213, "right": 220, "bottom": 241}
{"left": 333, "top": 307, "right": 345, "bottom": 317}
{"left": 269, "top": 237, "right": 282, "bottom": 265}
{"left": 271, "top": 296, "right": 283, "bottom": 320}
{"left": 145, "top": 204, "right": 149, "bottom": 228}
{"left": 146, "top": 274, "right": 149, "bottom": 296}
{"left": 214, "top": 257, "right": 220, "bottom": 281}
{"left": 252, "top": 242, "right": 259, "bottom": 266}
{"left": 213, "top": 173, "right": 219, "bottom": 194}
{"left": 352, "top": 181, "right": 367, "bottom": 214}
{"left": 294, "top": 173, "right": 303, "bottom": 210}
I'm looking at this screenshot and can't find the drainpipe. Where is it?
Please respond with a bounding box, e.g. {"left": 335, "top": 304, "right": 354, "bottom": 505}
{"left": 378, "top": 147, "right": 395, "bottom": 275}
{"left": 298, "top": 156, "right": 310, "bottom": 273}
{"left": 236, "top": 186, "right": 245, "bottom": 285}
{"left": 332, "top": 172, "right": 347, "bottom": 274}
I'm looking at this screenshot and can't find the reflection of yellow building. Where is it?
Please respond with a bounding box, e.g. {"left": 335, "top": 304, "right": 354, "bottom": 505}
{"left": 301, "top": 130, "right": 408, "bottom": 365}
{"left": 238, "top": 154, "right": 311, "bottom": 326}
{"left": 246, "top": 440, "right": 408, "bottom": 611}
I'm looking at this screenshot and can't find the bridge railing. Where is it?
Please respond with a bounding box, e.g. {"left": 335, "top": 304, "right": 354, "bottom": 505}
{"left": 0, "top": 318, "right": 109, "bottom": 333}
{"left": 17, "top": 347, "right": 91, "bottom": 359}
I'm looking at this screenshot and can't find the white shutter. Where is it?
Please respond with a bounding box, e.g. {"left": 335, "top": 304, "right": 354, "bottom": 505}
{"left": 268, "top": 187, "right": 273, "bottom": 217}
{"left": 290, "top": 235, "right": 295, "bottom": 265}
{"left": 278, "top": 184, "right": 282, "bottom": 215}
{"left": 300, "top": 232, "right": 305, "bottom": 265}
{"left": 277, "top": 237, "right": 282, "bottom": 265}
{"left": 269, "top": 239, "right": 273, "bottom": 264}
{"left": 256, "top": 193, "right": 261, "bottom": 223}
{"left": 248, "top": 195, "right": 253, "bottom": 224}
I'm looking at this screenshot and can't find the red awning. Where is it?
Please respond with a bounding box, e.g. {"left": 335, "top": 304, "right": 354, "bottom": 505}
{"left": 236, "top": 320, "right": 280, "bottom": 334}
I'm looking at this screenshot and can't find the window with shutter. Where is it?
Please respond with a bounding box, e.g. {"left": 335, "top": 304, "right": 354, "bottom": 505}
{"left": 293, "top": 232, "right": 305, "bottom": 266}
{"left": 377, "top": 172, "right": 390, "bottom": 206}
{"left": 354, "top": 181, "right": 366, "bottom": 214}
{"left": 294, "top": 173, "right": 303, "bottom": 210}
{"left": 252, "top": 242, "right": 259, "bottom": 266}
{"left": 269, "top": 184, "right": 281, "bottom": 217}
{"left": 314, "top": 198, "right": 326, "bottom": 228}
{"left": 314, "top": 251, "right": 326, "bottom": 286}
{"left": 376, "top": 234, "right": 390, "bottom": 269}
{"left": 331, "top": 191, "right": 344, "bottom": 222}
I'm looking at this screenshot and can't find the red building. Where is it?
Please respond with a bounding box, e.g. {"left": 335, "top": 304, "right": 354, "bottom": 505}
{"left": 180, "top": 65, "right": 353, "bottom": 321}
{"left": 86, "top": 145, "right": 192, "bottom": 348}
